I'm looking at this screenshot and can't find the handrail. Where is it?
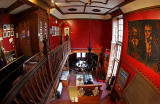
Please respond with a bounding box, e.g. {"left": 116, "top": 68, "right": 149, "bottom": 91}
{"left": 1, "top": 40, "right": 71, "bottom": 104}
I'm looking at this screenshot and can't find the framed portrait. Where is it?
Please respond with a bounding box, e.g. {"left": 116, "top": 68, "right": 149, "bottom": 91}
{"left": 127, "top": 20, "right": 160, "bottom": 73}
{"left": 3, "top": 24, "right": 7, "bottom": 30}
{"left": 11, "top": 31, "right": 14, "bottom": 36}
{"left": 3, "top": 31, "right": 7, "bottom": 38}
{"left": 64, "top": 27, "right": 69, "bottom": 36}
{"left": 6, "top": 24, "right": 10, "bottom": 30}
{"left": 7, "top": 31, "right": 10, "bottom": 37}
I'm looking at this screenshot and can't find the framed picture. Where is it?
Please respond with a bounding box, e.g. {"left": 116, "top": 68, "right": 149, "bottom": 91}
{"left": 55, "top": 27, "right": 59, "bottom": 36}
{"left": 40, "top": 21, "right": 42, "bottom": 28}
{"left": 50, "top": 28, "right": 52, "bottom": 34}
{"left": 64, "top": 27, "right": 69, "bottom": 36}
{"left": 7, "top": 31, "right": 10, "bottom": 37}
{"left": 117, "top": 67, "right": 129, "bottom": 89}
{"left": 6, "top": 24, "right": 10, "bottom": 30}
{"left": 16, "top": 33, "right": 18, "bottom": 38}
{"left": 10, "top": 24, "right": 14, "bottom": 30}
{"left": 3, "top": 31, "right": 7, "bottom": 38}
{"left": 45, "top": 29, "right": 47, "bottom": 39}
{"left": 3, "top": 24, "right": 7, "bottom": 30}
{"left": 45, "top": 23, "right": 47, "bottom": 29}
{"left": 40, "top": 28, "right": 42, "bottom": 34}
{"left": 22, "top": 30, "right": 25, "bottom": 38}
{"left": 127, "top": 20, "right": 160, "bottom": 73}
{"left": 45, "top": 28, "right": 47, "bottom": 35}
{"left": 11, "top": 31, "right": 14, "bottom": 36}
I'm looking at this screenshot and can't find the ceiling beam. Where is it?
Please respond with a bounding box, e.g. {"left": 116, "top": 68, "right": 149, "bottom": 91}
{"left": 26, "top": 0, "right": 50, "bottom": 11}
{"left": 83, "top": 3, "right": 87, "bottom": 13}
{"left": 5, "top": 0, "right": 25, "bottom": 13}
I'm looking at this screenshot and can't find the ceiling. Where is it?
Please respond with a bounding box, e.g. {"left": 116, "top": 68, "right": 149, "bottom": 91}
{"left": 0, "top": 0, "right": 160, "bottom": 20}
{"left": 43, "top": 0, "right": 127, "bottom": 15}
{"left": 0, "top": 0, "right": 32, "bottom": 14}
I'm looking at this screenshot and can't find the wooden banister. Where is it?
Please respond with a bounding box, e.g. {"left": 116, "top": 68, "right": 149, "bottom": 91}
{"left": 1, "top": 40, "right": 71, "bottom": 104}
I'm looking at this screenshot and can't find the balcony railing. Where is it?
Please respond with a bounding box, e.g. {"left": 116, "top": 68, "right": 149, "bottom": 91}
{"left": 1, "top": 40, "right": 71, "bottom": 104}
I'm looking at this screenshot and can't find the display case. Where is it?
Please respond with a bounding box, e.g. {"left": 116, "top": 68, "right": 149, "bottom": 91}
{"left": 60, "top": 70, "right": 69, "bottom": 87}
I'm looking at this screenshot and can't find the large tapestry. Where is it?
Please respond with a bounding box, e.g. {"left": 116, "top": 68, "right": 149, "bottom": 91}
{"left": 127, "top": 20, "right": 160, "bottom": 73}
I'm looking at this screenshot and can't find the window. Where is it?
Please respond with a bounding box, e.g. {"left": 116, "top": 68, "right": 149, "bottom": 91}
{"left": 77, "top": 53, "right": 81, "bottom": 58}
{"left": 82, "top": 52, "right": 86, "bottom": 58}
{"left": 106, "top": 15, "right": 123, "bottom": 80}
{"left": 77, "top": 52, "right": 86, "bottom": 58}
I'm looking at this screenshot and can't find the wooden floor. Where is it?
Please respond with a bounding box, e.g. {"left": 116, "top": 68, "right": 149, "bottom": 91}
{"left": 52, "top": 71, "right": 115, "bottom": 104}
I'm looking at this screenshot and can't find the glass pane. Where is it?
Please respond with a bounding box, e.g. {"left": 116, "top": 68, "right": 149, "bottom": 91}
{"left": 119, "top": 24, "right": 123, "bottom": 30}
{"left": 112, "top": 61, "right": 119, "bottom": 76}
{"left": 119, "top": 19, "right": 123, "bottom": 24}
{"left": 77, "top": 53, "right": 81, "bottom": 58}
{"left": 82, "top": 52, "right": 86, "bottom": 58}
{"left": 116, "top": 45, "right": 122, "bottom": 60}
{"left": 119, "top": 30, "right": 123, "bottom": 37}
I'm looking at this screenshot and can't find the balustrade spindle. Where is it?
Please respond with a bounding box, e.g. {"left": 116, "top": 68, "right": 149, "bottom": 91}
{"left": 1, "top": 40, "right": 71, "bottom": 104}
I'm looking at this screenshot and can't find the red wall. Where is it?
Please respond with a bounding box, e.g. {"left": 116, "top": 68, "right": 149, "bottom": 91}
{"left": 1, "top": 13, "right": 15, "bottom": 51}
{"left": 121, "top": 8, "right": 160, "bottom": 89}
{"left": 65, "top": 19, "right": 112, "bottom": 52}
{"left": 49, "top": 16, "right": 61, "bottom": 50}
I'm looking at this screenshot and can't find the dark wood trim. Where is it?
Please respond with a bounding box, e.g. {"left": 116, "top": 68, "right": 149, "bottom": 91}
{"left": 66, "top": 0, "right": 86, "bottom": 4}
{"left": 43, "top": 51, "right": 69, "bottom": 103}
{"left": 1, "top": 40, "right": 71, "bottom": 104}
{"left": 50, "top": 0, "right": 134, "bottom": 16}
{"left": 86, "top": 5, "right": 111, "bottom": 9}
{"left": 63, "top": 12, "right": 108, "bottom": 15}
{"left": 18, "top": 0, "right": 37, "bottom": 8}
{"left": 83, "top": 3, "right": 87, "bottom": 13}
{"left": 66, "top": 0, "right": 109, "bottom": 4}
{"left": 60, "top": 5, "right": 111, "bottom": 9}
{"left": 55, "top": 4, "right": 64, "bottom": 14}
{"left": 60, "top": 18, "right": 111, "bottom": 20}
{"left": 20, "top": 0, "right": 49, "bottom": 11}
{"left": 90, "top": 0, "right": 109, "bottom": 4}
{"left": 39, "top": 0, "right": 50, "bottom": 7}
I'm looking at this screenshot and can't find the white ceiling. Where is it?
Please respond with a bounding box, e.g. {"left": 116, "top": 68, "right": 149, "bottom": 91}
{"left": 121, "top": 0, "right": 160, "bottom": 13}
{"left": 61, "top": 6, "right": 84, "bottom": 13}
{"left": 52, "top": 0, "right": 125, "bottom": 15}
{"left": 0, "top": 0, "right": 32, "bottom": 14}
{"left": 9, "top": 4, "right": 32, "bottom": 14}
{"left": 85, "top": 6, "right": 110, "bottom": 14}
{"left": 50, "top": 0, "right": 160, "bottom": 20}
{"left": 0, "top": 0, "right": 17, "bottom": 8}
